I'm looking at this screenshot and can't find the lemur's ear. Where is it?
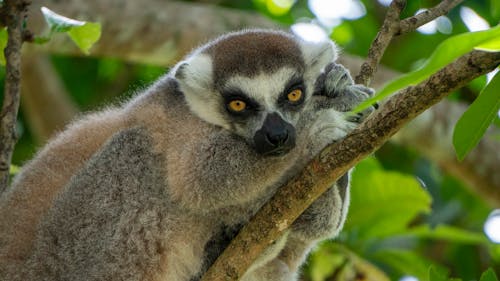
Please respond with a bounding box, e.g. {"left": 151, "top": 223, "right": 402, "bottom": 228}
{"left": 173, "top": 54, "right": 213, "bottom": 92}
{"left": 172, "top": 53, "right": 229, "bottom": 129}
{"left": 297, "top": 39, "right": 338, "bottom": 79}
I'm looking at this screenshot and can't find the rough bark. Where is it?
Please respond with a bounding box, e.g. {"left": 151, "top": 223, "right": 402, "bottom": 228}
{"left": 0, "top": 0, "right": 30, "bottom": 193}
{"left": 355, "top": 0, "right": 464, "bottom": 85}
{"left": 354, "top": 0, "right": 405, "bottom": 86}
{"left": 396, "top": 0, "right": 464, "bottom": 35}
{"left": 201, "top": 50, "right": 500, "bottom": 281}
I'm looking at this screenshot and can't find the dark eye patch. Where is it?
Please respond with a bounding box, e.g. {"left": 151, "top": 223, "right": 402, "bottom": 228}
{"left": 221, "top": 88, "right": 260, "bottom": 117}
{"left": 278, "top": 76, "right": 306, "bottom": 109}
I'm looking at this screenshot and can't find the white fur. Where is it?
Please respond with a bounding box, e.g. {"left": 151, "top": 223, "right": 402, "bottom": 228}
{"left": 298, "top": 39, "right": 338, "bottom": 81}
{"left": 225, "top": 67, "right": 300, "bottom": 112}
{"left": 309, "top": 109, "right": 356, "bottom": 140}
{"left": 176, "top": 55, "right": 232, "bottom": 129}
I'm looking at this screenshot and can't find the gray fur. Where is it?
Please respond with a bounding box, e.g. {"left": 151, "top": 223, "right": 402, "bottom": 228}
{"left": 0, "top": 29, "right": 374, "bottom": 281}
{"left": 202, "top": 29, "right": 305, "bottom": 87}
{"left": 23, "top": 127, "right": 169, "bottom": 281}
{"left": 313, "top": 63, "right": 375, "bottom": 112}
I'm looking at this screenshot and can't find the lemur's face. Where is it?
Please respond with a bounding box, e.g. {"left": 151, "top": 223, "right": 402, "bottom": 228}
{"left": 174, "top": 30, "right": 336, "bottom": 156}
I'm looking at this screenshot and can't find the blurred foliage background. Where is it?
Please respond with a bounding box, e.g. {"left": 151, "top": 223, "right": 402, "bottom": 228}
{"left": 1, "top": 0, "right": 499, "bottom": 280}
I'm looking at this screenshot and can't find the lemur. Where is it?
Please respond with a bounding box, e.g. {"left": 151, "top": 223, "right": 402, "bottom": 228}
{"left": 0, "top": 29, "right": 373, "bottom": 281}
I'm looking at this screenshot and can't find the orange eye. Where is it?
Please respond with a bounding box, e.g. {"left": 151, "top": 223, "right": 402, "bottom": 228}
{"left": 228, "top": 100, "right": 246, "bottom": 112}
{"left": 287, "top": 89, "right": 303, "bottom": 103}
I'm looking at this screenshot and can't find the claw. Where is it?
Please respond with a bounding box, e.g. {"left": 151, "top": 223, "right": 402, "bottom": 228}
{"left": 345, "top": 113, "right": 361, "bottom": 123}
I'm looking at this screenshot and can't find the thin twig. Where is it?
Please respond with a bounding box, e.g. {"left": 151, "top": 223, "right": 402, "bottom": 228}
{"left": 354, "top": 0, "right": 406, "bottom": 86}
{"left": 0, "top": 0, "right": 30, "bottom": 193}
{"left": 355, "top": 0, "right": 464, "bottom": 86}
{"left": 396, "top": 0, "right": 464, "bottom": 35}
{"left": 201, "top": 50, "right": 500, "bottom": 281}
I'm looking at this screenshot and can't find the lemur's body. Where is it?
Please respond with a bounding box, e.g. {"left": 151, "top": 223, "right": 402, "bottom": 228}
{"left": 0, "top": 30, "right": 373, "bottom": 281}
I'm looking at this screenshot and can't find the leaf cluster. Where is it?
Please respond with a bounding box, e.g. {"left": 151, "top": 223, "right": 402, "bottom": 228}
{"left": 0, "top": 6, "right": 101, "bottom": 65}
{"left": 304, "top": 157, "right": 499, "bottom": 280}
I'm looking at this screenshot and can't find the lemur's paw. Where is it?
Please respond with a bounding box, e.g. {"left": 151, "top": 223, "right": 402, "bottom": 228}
{"left": 345, "top": 104, "right": 376, "bottom": 124}
{"left": 314, "top": 63, "right": 375, "bottom": 112}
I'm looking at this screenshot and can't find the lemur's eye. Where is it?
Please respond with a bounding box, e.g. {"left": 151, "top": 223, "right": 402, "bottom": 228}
{"left": 228, "top": 100, "right": 247, "bottom": 112}
{"left": 287, "top": 89, "right": 303, "bottom": 103}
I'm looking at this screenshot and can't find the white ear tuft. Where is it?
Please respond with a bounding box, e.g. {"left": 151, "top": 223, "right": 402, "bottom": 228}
{"left": 172, "top": 54, "right": 229, "bottom": 129}
{"left": 298, "top": 39, "right": 338, "bottom": 79}
{"left": 173, "top": 54, "right": 213, "bottom": 92}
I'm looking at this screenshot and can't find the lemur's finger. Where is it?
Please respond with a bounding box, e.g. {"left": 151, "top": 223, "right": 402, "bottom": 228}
{"left": 349, "top": 84, "right": 375, "bottom": 97}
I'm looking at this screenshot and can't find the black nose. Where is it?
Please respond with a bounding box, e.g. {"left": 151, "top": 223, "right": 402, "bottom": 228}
{"left": 253, "top": 113, "right": 296, "bottom": 156}
{"left": 266, "top": 128, "right": 289, "bottom": 146}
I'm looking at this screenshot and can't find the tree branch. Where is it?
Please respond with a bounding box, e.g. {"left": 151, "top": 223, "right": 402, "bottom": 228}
{"left": 355, "top": 0, "right": 464, "bottom": 86}
{"left": 0, "top": 0, "right": 30, "bottom": 193}
{"left": 26, "top": 0, "right": 278, "bottom": 65}
{"left": 396, "top": 0, "right": 464, "bottom": 35}
{"left": 355, "top": 0, "right": 405, "bottom": 85}
{"left": 201, "top": 50, "right": 500, "bottom": 281}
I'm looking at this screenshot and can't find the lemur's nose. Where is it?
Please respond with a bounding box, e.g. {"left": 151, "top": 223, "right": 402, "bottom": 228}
{"left": 266, "top": 130, "right": 288, "bottom": 146}
{"left": 253, "top": 113, "right": 296, "bottom": 156}
{"left": 265, "top": 116, "right": 289, "bottom": 145}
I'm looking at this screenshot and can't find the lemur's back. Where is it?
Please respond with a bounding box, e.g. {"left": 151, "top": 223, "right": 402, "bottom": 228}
{"left": 0, "top": 108, "right": 127, "bottom": 269}
{"left": 0, "top": 77, "right": 186, "bottom": 276}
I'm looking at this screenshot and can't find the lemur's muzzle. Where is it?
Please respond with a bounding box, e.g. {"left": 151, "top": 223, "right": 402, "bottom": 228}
{"left": 253, "top": 113, "right": 296, "bottom": 156}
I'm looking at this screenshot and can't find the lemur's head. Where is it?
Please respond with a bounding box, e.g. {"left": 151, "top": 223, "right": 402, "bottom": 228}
{"left": 173, "top": 29, "right": 337, "bottom": 156}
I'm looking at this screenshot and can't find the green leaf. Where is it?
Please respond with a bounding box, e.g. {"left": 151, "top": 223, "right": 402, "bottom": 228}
{"left": 453, "top": 71, "right": 500, "bottom": 160}
{"left": 405, "top": 225, "right": 488, "bottom": 245}
{"left": 0, "top": 27, "right": 7, "bottom": 65}
{"left": 9, "top": 164, "right": 20, "bottom": 176}
{"left": 67, "top": 22, "right": 101, "bottom": 54}
{"left": 428, "top": 266, "right": 462, "bottom": 281}
{"left": 39, "top": 7, "right": 101, "bottom": 54}
{"left": 265, "top": 0, "right": 294, "bottom": 16}
{"left": 308, "top": 244, "right": 346, "bottom": 281}
{"left": 345, "top": 157, "right": 432, "bottom": 238}
{"left": 427, "top": 266, "right": 496, "bottom": 281}
{"left": 493, "top": 0, "right": 500, "bottom": 20}
{"left": 429, "top": 266, "right": 448, "bottom": 281}
{"left": 33, "top": 35, "right": 50, "bottom": 44}
{"left": 480, "top": 269, "right": 499, "bottom": 281}
{"left": 476, "top": 37, "right": 500, "bottom": 52}
{"left": 354, "top": 25, "right": 500, "bottom": 112}
{"left": 372, "top": 250, "right": 433, "bottom": 281}
{"left": 41, "top": 6, "right": 86, "bottom": 33}
{"left": 331, "top": 22, "right": 354, "bottom": 45}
